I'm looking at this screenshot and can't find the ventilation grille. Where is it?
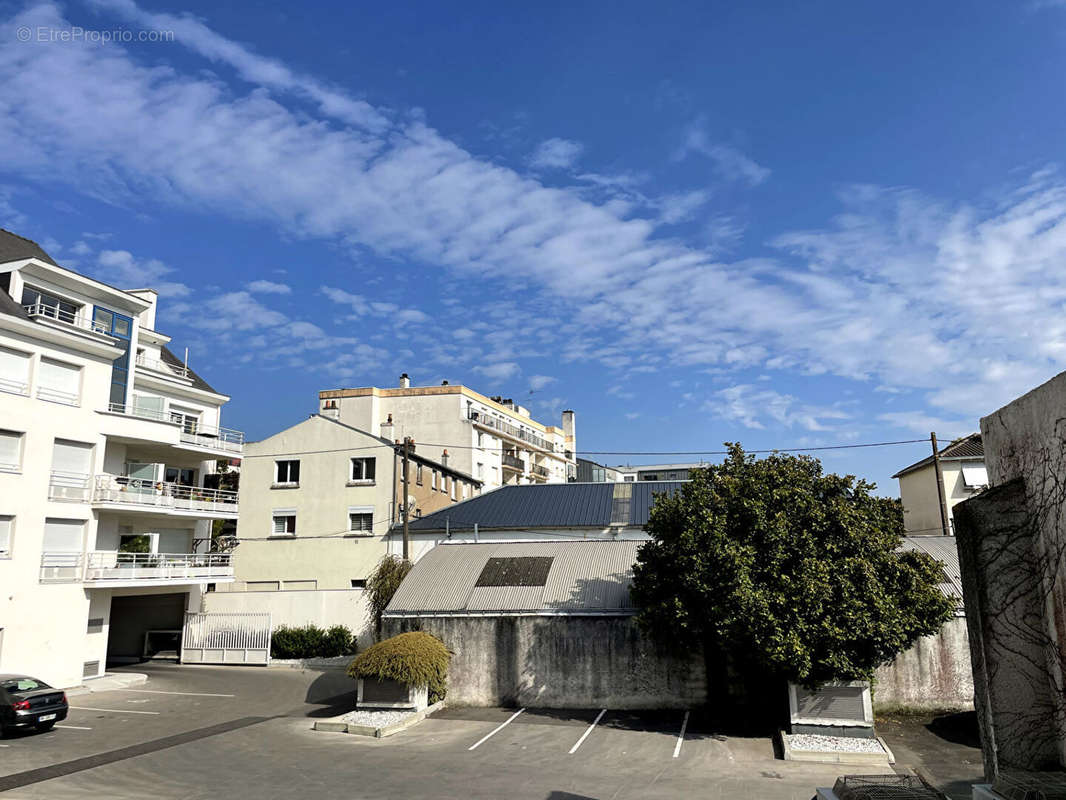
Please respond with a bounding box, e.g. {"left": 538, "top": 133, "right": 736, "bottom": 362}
{"left": 82, "top": 660, "right": 100, "bottom": 679}
{"left": 793, "top": 683, "right": 869, "bottom": 723}
{"left": 87, "top": 617, "right": 104, "bottom": 633}
{"left": 832, "top": 775, "right": 945, "bottom": 800}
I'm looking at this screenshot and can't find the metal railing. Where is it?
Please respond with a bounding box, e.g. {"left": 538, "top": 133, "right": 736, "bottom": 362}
{"left": 105, "top": 403, "right": 244, "bottom": 453}
{"left": 468, "top": 411, "right": 554, "bottom": 452}
{"left": 41, "top": 551, "right": 233, "bottom": 583}
{"left": 531, "top": 463, "right": 550, "bottom": 479}
{"left": 135, "top": 353, "right": 189, "bottom": 378}
{"left": 23, "top": 303, "right": 110, "bottom": 335}
{"left": 37, "top": 385, "right": 79, "bottom": 405}
{"left": 502, "top": 453, "right": 525, "bottom": 471}
{"left": 92, "top": 475, "right": 239, "bottom": 515}
{"left": 48, "top": 470, "right": 91, "bottom": 502}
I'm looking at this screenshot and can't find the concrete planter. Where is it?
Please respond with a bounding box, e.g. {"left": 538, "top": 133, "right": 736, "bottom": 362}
{"left": 269, "top": 655, "right": 356, "bottom": 670}
{"left": 778, "top": 729, "right": 895, "bottom": 767}
{"left": 313, "top": 700, "right": 446, "bottom": 738}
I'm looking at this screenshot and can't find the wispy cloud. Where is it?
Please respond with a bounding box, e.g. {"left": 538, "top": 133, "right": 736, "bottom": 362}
{"left": 707, "top": 385, "right": 850, "bottom": 431}
{"left": 673, "top": 118, "right": 770, "bottom": 186}
{"left": 246, "top": 279, "right": 292, "bottom": 295}
{"left": 529, "top": 137, "right": 584, "bottom": 169}
{"left": 95, "top": 249, "right": 191, "bottom": 297}
{"left": 475, "top": 361, "right": 521, "bottom": 382}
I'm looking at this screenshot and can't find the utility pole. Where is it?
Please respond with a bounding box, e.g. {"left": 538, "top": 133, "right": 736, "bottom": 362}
{"left": 400, "top": 437, "right": 413, "bottom": 560}
{"left": 931, "top": 432, "right": 951, "bottom": 536}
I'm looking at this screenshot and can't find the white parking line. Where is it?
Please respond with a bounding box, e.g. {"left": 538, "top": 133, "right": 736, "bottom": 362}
{"left": 568, "top": 708, "right": 607, "bottom": 754}
{"left": 0, "top": 743, "right": 9, "bottom": 747}
{"left": 673, "top": 710, "right": 690, "bottom": 758}
{"left": 70, "top": 706, "right": 160, "bottom": 715}
{"left": 468, "top": 708, "right": 525, "bottom": 750}
{"left": 119, "top": 689, "right": 235, "bottom": 698}
{"left": 55, "top": 725, "right": 92, "bottom": 730}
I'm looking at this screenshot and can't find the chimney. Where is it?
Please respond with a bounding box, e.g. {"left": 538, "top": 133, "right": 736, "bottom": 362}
{"left": 399, "top": 373, "right": 410, "bottom": 389}
{"left": 380, "top": 413, "right": 394, "bottom": 440}
{"left": 562, "top": 410, "right": 576, "bottom": 454}
{"left": 442, "top": 380, "right": 449, "bottom": 385}
{"left": 441, "top": 449, "right": 449, "bottom": 467}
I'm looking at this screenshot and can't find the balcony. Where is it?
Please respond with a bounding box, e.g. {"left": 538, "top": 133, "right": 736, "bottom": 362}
{"left": 105, "top": 403, "right": 244, "bottom": 454}
{"left": 40, "top": 551, "right": 233, "bottom": 585}
{"left": 91, "top": 475, "right": 239, "bottom": 518}
{"left": 468, "top": 412, "right": 554, "bottom": 452}
{"left": 23, "top": 302, "right": 111, "bottom": 336}
{"left": 531, "top": 464, "right": 550, "bottom": 480}
{"left": 502, "top": 453, "right": 525, "bottom": 472}
{"left": 135, "top": 353, "right": 189, "bottom": 379}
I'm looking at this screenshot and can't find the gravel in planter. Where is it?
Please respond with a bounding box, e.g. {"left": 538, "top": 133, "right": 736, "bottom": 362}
{"left": 343, "top": 709, "right": 416, "bottom": 728}
{"left": 787, "top": 733, "right": 887, "bottom": 754}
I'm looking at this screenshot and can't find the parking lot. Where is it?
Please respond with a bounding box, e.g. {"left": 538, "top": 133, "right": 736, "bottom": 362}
{"left": 1, "top": 664, "right": 903, "bottom": 799}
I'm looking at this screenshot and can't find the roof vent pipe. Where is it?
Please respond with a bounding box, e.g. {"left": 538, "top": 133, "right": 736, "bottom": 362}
{"left": 399, "top": 373, "right": 410, "bottom": 389}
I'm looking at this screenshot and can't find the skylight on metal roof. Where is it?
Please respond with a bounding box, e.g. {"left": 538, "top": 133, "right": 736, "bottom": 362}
{"left": 475, "top": 556, "right": 553, "bottom": 587}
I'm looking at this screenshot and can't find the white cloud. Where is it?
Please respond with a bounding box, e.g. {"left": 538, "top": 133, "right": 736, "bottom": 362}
{"left": 674, "top": 118, "right": 770, "bottom": 186}
{"left": 656, "top": 190, "right": 711, "bottom": 224}
{"left": 95, "top": 249, "right": 191, "bottom": 297}
{"left": 475, "top": 362, "right": 520, "bottom": 381}
{"left": 528, "top": 374, "right": 556, "bottom": 391}
{"left": 708, "top": 385, "right": 850, "bottom": 432}
{"left": 529, "top": 137, "right": 584, "bottom": 170}
{"left": 246, "top": 279, "right": 292, "bottom": 294}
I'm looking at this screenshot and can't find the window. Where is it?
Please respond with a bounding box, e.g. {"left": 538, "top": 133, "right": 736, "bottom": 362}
{"left": 416, "top": 463, "right": 423, "bottom": 485}
{"left": 442, "top": 475, "right": 449, "bottom": 494}
{"left": 38, "top": 358, "right": 81, "bottom": 405}
{"left": 350, "top": 457, "right": 376, "bottom": 482}
{"left": 476, "top": 462, "right": 484, "bottom": 479}
{"left": 0, "top": 516, "right": 12, "bottom": 557}
{"left": 271, "top": 510, "right": 296, "bottom": 535}
{"left": 51, "top": 439, "right": 93, "bottom": 491}
{"left": 0, "top": 347, "right": 31, "bottom": 396}
{"left": 93, "top": 307, "right": 132, "bottom": 407}
{"left": 169, "top": 408, "right": 200, "bottom": 434}
{"left": 348, "top": 507, "right": 373, "bottom": 533}
{"left": 43, "top": 518, "right": 84, "bottom": 552}
{"left": 477, "top": 432, "right": 483, "bottom": 448}
{"left": 451, "top": 478, "right": 457, "bottom": 500}
{"left": 164, "top": 467, "right": 196, "bottom": 486}
{"left": 21, "top": 286, "right": 81, "bottom": 324}
{"left": 432, "top": 470, "right": 438, "bottom": 490}
{"left": 275, "top": 460, "right": 300, "bottom": 485}
{"left": 350, "top": 579, "right": 367, "bottom": 588}
{"left": 0, "top": 430, "right": 22, "bottom": 472}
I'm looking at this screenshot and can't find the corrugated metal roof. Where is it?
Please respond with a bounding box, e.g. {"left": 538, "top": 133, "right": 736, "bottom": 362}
{"left": 892, "top": 434, "right": 984, "bottom": 478}
{"left": 902, "top": 535, "right": 964, "bottom": 610}
{"left": 385, "top": 541, "right": 643, "bottom": 614}
{"left": 406, "top": 481, "right": 686, "bottom": 531}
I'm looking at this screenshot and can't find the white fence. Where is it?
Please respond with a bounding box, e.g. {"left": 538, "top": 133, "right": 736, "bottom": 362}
{"left": 181, "top": 612, "right": 272, "bottom": 665}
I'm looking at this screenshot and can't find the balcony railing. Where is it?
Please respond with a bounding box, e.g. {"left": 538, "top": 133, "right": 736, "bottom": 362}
{"left": 468, "top": 412, "right": 554, "bottom": 452}
{"left": 48, "top": 471, "right": 91, "bottom": 502}
{"left": 531, "top": 464, "right": 550, "bottom": 479}
{"left": 23, "top": 303, "right": 110, "bottom": 335}
{"left": 502, "top": 453, "right": 525, "bottom": 472}
{"left": 105, "top": 403, "right": 244, "bottom": 453}
{"left": 92, "top": 475, "right": 239, "bottom": 515}
{"left": 40, "top": 551, "right": 233, "bottom": 584}
{"left": 0, "top": 375, "right": 28, "bottom": 396}
{"left": 135, "top": 353, "right": 189, "bottom": 378}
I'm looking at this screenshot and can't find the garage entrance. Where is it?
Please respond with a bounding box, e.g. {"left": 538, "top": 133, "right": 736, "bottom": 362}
{"left": 106, "top": 592, "right": 188, "bottom": 664}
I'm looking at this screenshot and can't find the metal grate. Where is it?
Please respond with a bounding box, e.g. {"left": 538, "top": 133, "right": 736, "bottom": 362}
{"left": 475, "top": 556, "right": 553, "bottom": 587}
{"left": 86, "top": 617, "right": 104, "bottom": 633}
{"left": 832, "top": 775, "right": 946, "bottom": 800}
{"left": 992, "top": 771, "right": 1066, "bottom": 800}
{"left": 82, "top": 660, "right": 100, "bottom": 679}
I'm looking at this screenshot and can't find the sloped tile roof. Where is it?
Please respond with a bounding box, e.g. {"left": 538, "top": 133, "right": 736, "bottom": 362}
{"left": 892, "top": 433, "right": 983, "bottom": 479}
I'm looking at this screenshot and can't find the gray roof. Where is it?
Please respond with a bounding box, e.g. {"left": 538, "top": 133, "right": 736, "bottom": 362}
{"left": 893, "top": 434, "right": 983, "bottom": 478}
{"left": 159, "top": 345, "right": 220, "bottom": 395}
{"left": 406, "top": 481, "right": 686, "bottom": 531}
{"left": 0, "top": 229, "right": 58, "bottom": 266}
{"left": 902, "top": 535, "right": 964, "bottom": 611}
{"left": 384, "top": 541, "right": 643, "bottom": 615}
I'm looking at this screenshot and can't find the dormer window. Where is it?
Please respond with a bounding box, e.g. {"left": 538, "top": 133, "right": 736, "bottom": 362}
{"left": 21, "top": 286, "right": 81, "bottom": 325}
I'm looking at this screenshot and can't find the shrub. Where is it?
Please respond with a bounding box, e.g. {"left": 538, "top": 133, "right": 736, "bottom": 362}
{"left": 348, "top": 631, "right": 450, "bottom": 703}
{"left": 271, "top": 624, "right": 356, "bottom": 659}
{"left": 366, "top": 555, "right": 412, "bottom": 635}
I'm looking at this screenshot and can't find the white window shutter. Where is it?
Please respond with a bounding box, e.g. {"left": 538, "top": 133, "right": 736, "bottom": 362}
{"left": 43, "top": 519, "right": 84, "bottom": 551}
{"left": 38, "top": 359, "right": 81, "bottom": 403}
{"left": 0, "top": 347, "right": 30, "bottom": 394}
{"left": 0, "top": 431, "right": 20, "bottom": 471}
{"left": 51, "top": 439, "right": 93, "bottom": 484}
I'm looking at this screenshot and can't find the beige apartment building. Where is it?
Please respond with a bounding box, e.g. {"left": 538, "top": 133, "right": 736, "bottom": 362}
{"left": 893, "top": 433, "right": 987, "bottom": 535}
{"left": 226, "top": 414, "right": 480, "bottom": 592}
{"left": 319, "top": 374, "right": 577, "bottom": 488}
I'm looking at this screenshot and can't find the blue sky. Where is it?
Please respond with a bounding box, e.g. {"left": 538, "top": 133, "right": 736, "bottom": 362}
{"left": 2, "top": 0, "right": 1065, "bottom": 494}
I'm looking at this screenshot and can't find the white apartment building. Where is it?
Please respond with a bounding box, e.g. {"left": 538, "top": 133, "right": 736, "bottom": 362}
{"left": 0, "top": 229, "right": 240, "bottom": 689}
{"left": 610, "top": 462, "right": 709, "bottom": 482}
{"left": 319, "top": 374, "right": 577, "bottom": 488}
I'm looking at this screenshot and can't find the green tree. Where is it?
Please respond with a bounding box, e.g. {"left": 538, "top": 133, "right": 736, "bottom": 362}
{"left": 366, "top": 554, "right": 413, "bottom": 637}
{"left": 631, "top": 445, "right": 954, "bottom": 697}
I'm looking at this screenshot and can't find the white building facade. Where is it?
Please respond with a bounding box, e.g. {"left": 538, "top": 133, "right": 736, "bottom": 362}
{"left": 319, "top": 375, "right": 577, "bottom": 489}
{"left": 0, "top": 230, "right": 240, "bottom": 689}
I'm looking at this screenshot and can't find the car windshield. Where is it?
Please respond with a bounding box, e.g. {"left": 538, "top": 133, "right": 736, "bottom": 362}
{"left": 1, "top": 677, "right": 51, "bottom": 694}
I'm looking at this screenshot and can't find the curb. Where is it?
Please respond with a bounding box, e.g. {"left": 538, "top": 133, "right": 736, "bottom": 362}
{"left": 313, "top": 700, "right": 447, "bottom": 738}
{"left": 66, "top": 672, "right": 149, "bottom": 697}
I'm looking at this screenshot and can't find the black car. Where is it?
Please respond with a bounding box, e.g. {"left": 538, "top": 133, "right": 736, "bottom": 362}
{"left": 0, "top": 674, "right": 68, "bottom": 735}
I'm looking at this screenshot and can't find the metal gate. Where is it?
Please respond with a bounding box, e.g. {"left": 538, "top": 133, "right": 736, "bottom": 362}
{"left": 181, "top": 612, "right": 271, "bottom": 665}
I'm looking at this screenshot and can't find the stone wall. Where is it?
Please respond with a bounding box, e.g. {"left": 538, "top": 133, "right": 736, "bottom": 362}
{"left": 383, "top": 614, "right": 706, "bottom": 709}
{"left": 873, "top": 615, "right": 973, "bottom": 710}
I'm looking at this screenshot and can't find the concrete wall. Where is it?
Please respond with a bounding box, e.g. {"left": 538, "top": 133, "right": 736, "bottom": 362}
{"left": 384, "top": 614, "right": 705, "bottom": 709}
{"left": 873, "top": 616, "right": 974, "bottom": 710}
{"left": 204, "top": 587, "right": 373, "bottom": 648}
